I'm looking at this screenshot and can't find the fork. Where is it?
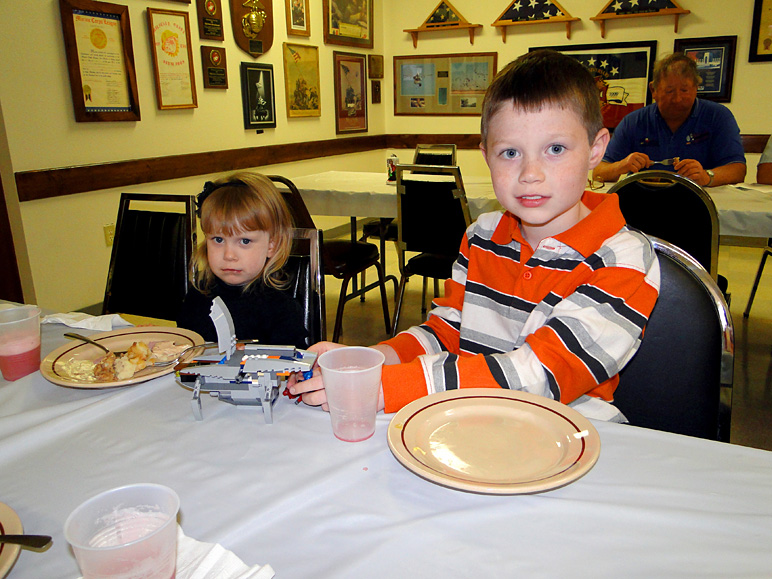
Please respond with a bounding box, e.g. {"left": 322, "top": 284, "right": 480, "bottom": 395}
{"left": 64, "top": 332, "right": 128, "bottom": 356}
{"left": 151, "top": 342, "right": 215, "bottom": 367}
{"left": 0, "top": 534, "right": 52, "bottom": 551}
{"left": 651, "top": 158, "right": 677, "bottom": 166}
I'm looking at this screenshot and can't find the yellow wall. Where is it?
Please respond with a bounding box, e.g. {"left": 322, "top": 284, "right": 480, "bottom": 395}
{"left": 1, "top": 0, "right": 770, "bottom": 312}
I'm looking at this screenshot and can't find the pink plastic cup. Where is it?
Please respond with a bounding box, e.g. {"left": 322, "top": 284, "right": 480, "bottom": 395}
{"left": 0, "top": 306, "right": 41, "bottom": 381}
{"left": 64, "top": 483, "right": 180, "bottom": 579}
{"left": 318, "top": 346, "right": 385, "bottom": 442}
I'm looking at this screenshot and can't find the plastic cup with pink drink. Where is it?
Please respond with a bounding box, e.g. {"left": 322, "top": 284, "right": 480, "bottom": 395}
{"left": 318, "top": 346, "right": 385, "bottom": 442}
{"left": 0, "top": 305, "right": 42, "bottom": 381}
{"left": 64, "top": 483, "right": 180, "bottom": 579}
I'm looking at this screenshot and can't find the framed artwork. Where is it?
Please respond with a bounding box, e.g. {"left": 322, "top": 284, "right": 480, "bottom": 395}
{"left": 282, "top": 43, "right": 321, "bottom": 118}
{"left": 674, "top": 36, "right": 737, "bottom": 103}
{"left": 285, "top": 0, "right": 310, "bottom": 37}
{"left": 393, "top": 52, "right": 497, "bottom": 116}
{"left": 241, "top": 62, "right": 276, "bottom": 130}
{"left": 147, "top": 8, "right": 198, "bottom": 110}
{"left": 58, "top": 0, "right": 141, "bottom": 122}
{"left": 368, "top": 54, "right": 383, "bottom": 78}
{"left": 333, "top": 51, "right": 367, "bottom": 134}
{"left": 323, "top": 0, "right": 373, "bottom": 49}
{"left": 749, "top": 0, "right": 772, "bottom": 62}
{"left": 533, "top": 41, "right": 657, "bottom": 129}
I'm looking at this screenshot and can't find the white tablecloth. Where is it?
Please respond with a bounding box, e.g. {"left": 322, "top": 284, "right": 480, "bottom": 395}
{"left": 2, "top": 322, "right": 772, "bottom": 578}
{"left": 289, "top": 171, "right": 772, "bottom": 239}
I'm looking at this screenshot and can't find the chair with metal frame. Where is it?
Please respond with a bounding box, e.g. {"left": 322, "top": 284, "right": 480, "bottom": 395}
{"left": 614, "top": 237, "right": 733, "bottom": 442}
{"left": 284, "top": 228, "right": 326, "bottom": 347}
{"left": 102, "top": 193, "right": 196, "bottom": 321}
{"left": 268, "top": 175, "right": 390, "bottom": 342}
{"left": 413, "top": 143, "right": 458, "bottom": 166}
{"left": 391, "top": 164, "right": 472, "bottom": 337}
{"left": 608, "top": 170, "right": 729, "bottom": 300}
{"left": 742, "top": 242, "right": 772, "bottom": 318}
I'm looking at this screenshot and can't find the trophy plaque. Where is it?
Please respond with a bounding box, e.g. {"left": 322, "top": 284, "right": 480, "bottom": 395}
{"left": 201, "top": 46, "right": 228, "bottom": 88}
{"left": 230, "top": 0, "right": 273, "bottom": 57}
{"left": 197, "top": 0, "right": 224, "bottom": 41}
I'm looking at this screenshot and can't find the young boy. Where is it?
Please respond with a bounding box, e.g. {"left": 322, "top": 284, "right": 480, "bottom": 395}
{"left": 292, "top": 50, "right": 660, "bottom": 421}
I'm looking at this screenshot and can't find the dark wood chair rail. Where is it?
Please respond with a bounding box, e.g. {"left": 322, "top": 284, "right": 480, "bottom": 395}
{"left": 15, "top": 133, "right": 769, "bottom": 203}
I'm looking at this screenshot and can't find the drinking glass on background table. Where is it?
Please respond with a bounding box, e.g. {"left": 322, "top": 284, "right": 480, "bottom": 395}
{"left": 0, "top": 305, "right": 41, "bottom": 381}
{"left": 318, "top": 346, "right": 385, "bottom": 442}
{"left": 64, "top": 483, "right": 180, "bottom": 579}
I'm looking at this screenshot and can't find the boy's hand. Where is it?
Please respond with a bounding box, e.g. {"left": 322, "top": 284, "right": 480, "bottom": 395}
{"left": 288, "top": 341, "right": 346, "bottom": 411}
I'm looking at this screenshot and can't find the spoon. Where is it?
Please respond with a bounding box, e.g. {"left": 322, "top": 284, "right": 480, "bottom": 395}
{"left": 64, "top": 332, "right": 126, "bottom": 355}
{"left": 0, "top": 534, "right": 53, "bottom": 551}
{"left": 151, "top": 342, "right": 215, "bottom": 367}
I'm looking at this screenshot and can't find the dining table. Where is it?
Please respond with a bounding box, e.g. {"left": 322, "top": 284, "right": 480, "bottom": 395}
{"left": 1, "top": 317, "right": 772, "bottom": 578}
{"left": 287, "top": 171, "right": 772, "bottom": 239}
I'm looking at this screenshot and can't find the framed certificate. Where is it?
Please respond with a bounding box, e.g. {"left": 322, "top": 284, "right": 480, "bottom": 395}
{"left": 58, "top": 0, "right": 141, "bottom": 122}
{"left": 147, "top": 8, "right": 198, "bottom": 110}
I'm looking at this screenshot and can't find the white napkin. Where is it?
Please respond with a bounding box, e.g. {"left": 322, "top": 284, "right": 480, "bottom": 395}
{"left": 41, "top": 312, "right": 133, "bottom": 331}
{"left": 176, "top": 526, "right": 275, "bottom": 579}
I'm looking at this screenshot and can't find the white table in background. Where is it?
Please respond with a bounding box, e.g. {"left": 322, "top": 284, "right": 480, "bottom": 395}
{"left": 1, "top": 321, "right": 772, "bottom": 578}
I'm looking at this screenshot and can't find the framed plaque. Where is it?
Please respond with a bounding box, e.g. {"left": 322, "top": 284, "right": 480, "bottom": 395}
{"left": 371, "top": 80, "right": 381, "bottom": 104}
{"left": 201, "top": 45, "right": 228, "bottom": 89}
{"left": 749, "top": 0, "right": 772, "bottom": 62}
{"left": 283, "top": 43, "right": 321, "bottom": 118}
{"left": 323, "top": 0, "right": 373, "bottom": 49}
{"left": 147, "top": 8, "right": 198, "bottom": 110}
{"left": 58, "top": 0, "right": 141, "bottom": 122}
{"left": 368, "top": 54, "right": 383, "bottom": 79}
{"left": 333, "top": 51, "right": 367, "bottom": 134}
{"left": 674, "top": 36, "right": 737, "bottom": 102}
{"left": 285, "top": 0, "right": 310, "bottom": 37}
{"left": 241, "top": 62, "right": 277, "bottom": 130}
{"left": 196, "top": 0, "right": 224, "bottom": 40}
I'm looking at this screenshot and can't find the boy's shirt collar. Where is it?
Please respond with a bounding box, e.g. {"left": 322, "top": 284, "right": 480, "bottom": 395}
{"left": 496, "top": 191, "right": 625, "bottom": 257}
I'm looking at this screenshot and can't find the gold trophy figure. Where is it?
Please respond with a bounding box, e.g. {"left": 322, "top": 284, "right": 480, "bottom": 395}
{"left": 241, "top": 0, "right": 266, "bottom": 39}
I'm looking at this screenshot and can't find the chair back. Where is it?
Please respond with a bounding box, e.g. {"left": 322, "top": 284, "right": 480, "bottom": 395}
{"left": 267, "top": 174, "right": 316, "bottom": 230}
{"left": 413, "top": 144, "right": 457, "bottom": 167}
{"left": 608, "top": 171, "right": 719, "bottom": 280}
{"left": 284, "top": 228, "right": 326, "bottom": 346}
{"left": 614, "top": 237, "right": 733, "bottom": 441}
{"left": 395, "top": 164, "right": 472, "bottom": 260}
{"left": 103, "top": 193, "right": 196, "bottom": 320}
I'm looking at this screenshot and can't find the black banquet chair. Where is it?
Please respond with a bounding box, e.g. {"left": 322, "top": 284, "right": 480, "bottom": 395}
{"left": 614, "top": 237, "right": 734, "bottom": 442}
{"left": 284, "top": 228, "right": 326, "bottom": 347}
{"left": 391, "top": 164, "right": 472, "bottom": 336}
{"left": 102, "top": 193, "right": 196, "bottom": 321}
{"left": 268, "top": 175, "right": 391, "bottom": 342}
{"left": 608, "top": 170, "right": 729, "bottom": 300}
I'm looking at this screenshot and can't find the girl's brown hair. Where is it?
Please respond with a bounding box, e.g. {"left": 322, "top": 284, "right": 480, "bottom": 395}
{"left": 191, "top": 172, "right": 294, "bottom": 294}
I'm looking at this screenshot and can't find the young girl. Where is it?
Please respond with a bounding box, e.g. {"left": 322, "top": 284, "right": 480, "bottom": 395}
{"left": 176, "top": 172, "right": 309, "bottom": 348}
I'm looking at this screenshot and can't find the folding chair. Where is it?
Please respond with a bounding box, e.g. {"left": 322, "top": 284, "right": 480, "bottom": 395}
{"left": 102, "top": 193, "right": 196, "bottom": 321}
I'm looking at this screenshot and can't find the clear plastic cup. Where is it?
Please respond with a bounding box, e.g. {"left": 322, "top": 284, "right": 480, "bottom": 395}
{"left": 64, "top": 483, "right": 180, "bottom": 579}
{"left": 0, "top": 306, "right": 41, "bottom": 381}
{"left": 318, "top": 346, "right": 385, "bottom": 442}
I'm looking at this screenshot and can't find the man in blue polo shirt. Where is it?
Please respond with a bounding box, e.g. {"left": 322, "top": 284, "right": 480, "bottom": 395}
{"left": 593, "top": 53, "right": 746, "bottom": 187}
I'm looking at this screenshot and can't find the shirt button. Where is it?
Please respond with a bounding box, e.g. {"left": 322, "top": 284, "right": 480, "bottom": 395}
{"left": 523, "top": 271, "right": 533, "bottom": 280}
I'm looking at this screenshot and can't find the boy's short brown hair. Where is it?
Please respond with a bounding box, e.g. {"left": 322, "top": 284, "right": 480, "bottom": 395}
{"left": 481, "top": 49, "right": 604, "bottom": 146}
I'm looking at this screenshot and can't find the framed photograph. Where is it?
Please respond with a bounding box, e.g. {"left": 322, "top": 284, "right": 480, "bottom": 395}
{"left": 323, "top": 0, "right": 373, "bottom": 49}
{"left": 368, "top": 54, "right": 384, "bottom": 79}
{"left": 393, "top": 52, "right": 497, "bottom": 116}
{"left": 749, "top": 0, "right": 772, "bottom": 62}
{"left": 283, "top": 43, "right": 321, "bottom": 118}
{"left": 333, "top": 51, "right": 367, "bottom": 134}
{"left": 533, "top": 41, "right": 657, "bottom": 129}
{"left": 674, "top": 36, "right": 737, "bottom": 102}
{"left": 241, "top": 62, "right": 277, "bottom": 130}
{"left": 58, "top": 0, "right": 141, "bottom": 122}
{"left": 147, "top": 8, "right": 198, "bottom": 110}
{"left": 285, "top": 0, "right": 310, "bottom": 37}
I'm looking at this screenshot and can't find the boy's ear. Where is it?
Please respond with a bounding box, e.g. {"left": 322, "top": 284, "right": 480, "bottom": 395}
{"left": 588, "top": 128, "right": 610, "bottom": 168}
{"left": 480, "top": 142, "right": 491, "bottom": 167}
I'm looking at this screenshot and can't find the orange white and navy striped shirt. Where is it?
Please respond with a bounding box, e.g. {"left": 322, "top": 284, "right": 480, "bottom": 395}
{"left": 380, "top": 191, "right": 661, "bottom": 419}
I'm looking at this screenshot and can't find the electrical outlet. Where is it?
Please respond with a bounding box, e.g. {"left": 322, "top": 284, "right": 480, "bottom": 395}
{"left": 104, "top": 223, "right": 116, "bottom": 247}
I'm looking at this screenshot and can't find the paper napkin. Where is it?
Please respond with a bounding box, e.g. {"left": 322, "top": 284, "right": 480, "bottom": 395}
{"left": 176, "top": 526, "right": 275, "bottom": 579}
{"left": 41, "top": 312, "right": 133, "bottom": 331}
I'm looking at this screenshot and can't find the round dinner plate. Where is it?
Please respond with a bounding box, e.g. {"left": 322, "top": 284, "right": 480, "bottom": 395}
{"left": 0, "top": 502, "right": 22, "bottom": 578}
{"left": 387, "top": 389, "right": 601, "bottom": 495}
{"left": 40, "top": 327, "right": 204, "bottom": 388}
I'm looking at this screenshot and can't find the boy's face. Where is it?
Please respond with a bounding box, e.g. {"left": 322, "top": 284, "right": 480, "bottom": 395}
{"left": 206, "top": 229, "right": 276, "bottom": 286}
{"left": 481, "top": 103, "right": 609, "bottom": 246}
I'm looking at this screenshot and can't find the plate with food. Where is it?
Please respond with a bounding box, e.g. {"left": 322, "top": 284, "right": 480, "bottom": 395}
{"left": 40, "top": 327, "right": 205, "bottom": 388}
{"left": 387, "top": 388, "right": 600, "bottom": 495}
{"left": 0, "top": 502, "right": 22, "bottom": 578}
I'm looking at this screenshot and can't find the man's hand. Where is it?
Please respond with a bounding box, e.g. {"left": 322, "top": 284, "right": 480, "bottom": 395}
{"left": 673, "top": 158, "right": 709, "bottom": 186}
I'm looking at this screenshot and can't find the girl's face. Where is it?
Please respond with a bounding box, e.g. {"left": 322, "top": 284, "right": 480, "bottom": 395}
{"left": 206, "top": 229, "right": 276, "bottom": 286}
